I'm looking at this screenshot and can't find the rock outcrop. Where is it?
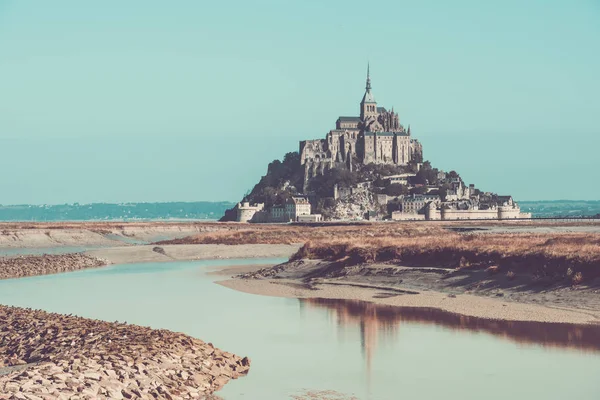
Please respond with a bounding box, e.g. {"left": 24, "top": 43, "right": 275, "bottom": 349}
{"left": 329, "top": 191, "right": 379, "bottom": 220}
{"left": 0, "top": 306, "right": 250, "bottom": 399}
{"left": 0, "top": 254, "right": 107, "bottom": 280}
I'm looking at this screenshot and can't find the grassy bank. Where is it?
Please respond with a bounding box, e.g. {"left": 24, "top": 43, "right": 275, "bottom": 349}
{"left": 290, "top": 233, "right": 600, "bottom": 285}
{"left": 157, "top": 224, "right": 449, "bottom": 245}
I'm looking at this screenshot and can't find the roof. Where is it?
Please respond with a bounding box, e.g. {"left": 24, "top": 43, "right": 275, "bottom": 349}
{"left": 364, "top": 131, "right": 410, "bottom": 137}
{"left": 288, "top": 196, "right": 310, "bottom": 204}
{"left": 361, "top": 90, "right": 376, "bottom": 104}
{"left": 337, "top": 116, "right": 360, "bottom": 122}
{"left": 377, "top": 107, "right": 387, "bottom": 113}
{"left": 497, "top": 195, "right": 513, "bottom": 203}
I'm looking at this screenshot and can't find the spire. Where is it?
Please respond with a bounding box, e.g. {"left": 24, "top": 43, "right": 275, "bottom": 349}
{"left": 361, "top": 63, "right": 376, "bottom": 104}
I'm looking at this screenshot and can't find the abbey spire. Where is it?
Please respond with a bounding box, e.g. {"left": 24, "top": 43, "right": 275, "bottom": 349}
{"left": 360, "top": 63, "right": 377, "bottom": 120}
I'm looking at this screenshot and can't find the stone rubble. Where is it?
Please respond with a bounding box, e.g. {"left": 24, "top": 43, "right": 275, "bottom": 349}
{"left": 330, "top": 191, "right": 378, "bottom": 221}
{"left": 0, "top": 306, "right": 250, "bottom": 399}
{"left": 0, "top": 254, "right": 107, "bottom": 280}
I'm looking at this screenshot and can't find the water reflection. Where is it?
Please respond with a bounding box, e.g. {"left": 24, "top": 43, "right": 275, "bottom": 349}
{"left": 301, "top": 298, "right": 600, "bottom": 377}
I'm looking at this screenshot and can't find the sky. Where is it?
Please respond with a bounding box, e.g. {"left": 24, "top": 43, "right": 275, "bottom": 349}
{"left": 0, "top": 0, "right": 599, "bottom": 204}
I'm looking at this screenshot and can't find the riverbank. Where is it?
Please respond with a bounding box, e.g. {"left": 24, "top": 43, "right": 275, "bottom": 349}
{"left": 156, "top": 220, "right": 600, "bottom": 246}
{"left": 0, "top": 244, "right": 299, "bottom": 280}
{"left": 86, "top": 243, "right": 301, "bottom": 265}
{"left": 0, "top": 221, "right": 221, "bottom": 248}
{"left": 0, "top": 243, "right": 298, "bottom": 398}
{"left": 0, "top": 305, "right": 250, "bottom": 399}
{"left": 218, "top": 262, "right": 600, "bottom": 324}
{"left": 205, "top": 228, "right": 600, "bottom": 324}
{"left": 2, "top": 220, "right": 600, "bottom": 249}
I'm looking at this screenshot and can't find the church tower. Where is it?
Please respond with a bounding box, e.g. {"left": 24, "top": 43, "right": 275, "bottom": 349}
{"left": 360, "top": 64, "right": 377, "bottom": 121}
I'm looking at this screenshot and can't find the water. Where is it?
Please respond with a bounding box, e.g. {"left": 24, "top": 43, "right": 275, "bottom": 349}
{"left": 519, "top": 200, "right": 600, "bottom": 218}
{"left": 0, "top": 259, "right": 599, "bottom": 399}
{"left": 0, "top": 201, "right": 234, "bottom": 221}
{"left": 0, "top": 201, "right": 598, "bottom": 222}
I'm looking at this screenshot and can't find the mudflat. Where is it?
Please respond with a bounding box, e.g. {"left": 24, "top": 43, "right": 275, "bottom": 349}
{"left": 218, "top": 260, "right": 600, "bottom": 325}
{"left": 2, "top": 220, "right": 600, "bottom": 325}
{"left": 86, "top": 243, "right": 301, "bottom": 265}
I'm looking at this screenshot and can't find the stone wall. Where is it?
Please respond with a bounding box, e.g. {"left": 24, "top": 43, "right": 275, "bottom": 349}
{"left": 498, "top": 206, "right": 521, "bottom": 219}
{"left": 391, "top": 212, "right": 426, "bottom": 221}
{"left": 441, "top": 208, "right": 499, "bottom": 220}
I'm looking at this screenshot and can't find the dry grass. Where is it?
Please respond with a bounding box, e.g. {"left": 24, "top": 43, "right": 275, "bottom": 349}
{"left": 156, "top": 222, "right": 600, "bottom": 284}
{"left": 155, "top": 222, "right": 600, "bottom": 284}
{"left": 156, "top": 223, "right": 446, "bottom": 245}
{"left": 290, "top": 233, "right": 600, "bottom": 284}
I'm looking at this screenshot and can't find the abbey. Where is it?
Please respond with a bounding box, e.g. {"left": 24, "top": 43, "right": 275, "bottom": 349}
{"left": 299, "top": 66, "right": 423, "bottom": 179}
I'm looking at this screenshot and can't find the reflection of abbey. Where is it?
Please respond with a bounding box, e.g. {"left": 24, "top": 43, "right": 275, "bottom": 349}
{"left": 300, "top": 66, "right": 423, "bottom": 179}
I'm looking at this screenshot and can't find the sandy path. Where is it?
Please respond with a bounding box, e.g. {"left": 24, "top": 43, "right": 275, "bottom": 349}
{"left": 217, "top": 276, "right": 600, "bottom": 325}
{"left": 86, "top": 243, "right": 301, "bottom": 265}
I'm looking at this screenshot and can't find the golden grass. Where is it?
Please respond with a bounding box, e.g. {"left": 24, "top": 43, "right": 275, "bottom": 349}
{"left": 155, "top": 222, "right": 600, "bottom": 284}
{"left": 290, "top": 233, "right": 600, "bottom": 284}
{"left": 157, "top": 223, "right": 450, "bottom": 245}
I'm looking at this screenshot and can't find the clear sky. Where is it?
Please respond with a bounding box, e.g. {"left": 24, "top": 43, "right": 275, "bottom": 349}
{"left": 0, "top": 0, "right": 599, "bottom": 204}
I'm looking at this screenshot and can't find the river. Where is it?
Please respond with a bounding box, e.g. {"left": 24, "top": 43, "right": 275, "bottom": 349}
{"left": 0, "top": 258, "right": 598, "bottom": 399}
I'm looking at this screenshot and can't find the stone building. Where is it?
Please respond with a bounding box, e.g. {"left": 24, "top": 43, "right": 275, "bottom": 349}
{"left": 392, "top": 194, "right": 530, "bottom": 221}
{"left": 236, "top": 202, "right": 265, "bottom": 222}
{"left": 269, "top": 196, "right": 312, "bottom": 222}
{"left": 401, "top": 194, "right": 441, "bottom": 214}
{"left": 299, "top": 66, "right": 423, "bottom": 184}
{"left": 286, "top": 196, "right": 311, "bottom": 220}
{"left": 269, "top": 205, "right": 287, "bottom": 223}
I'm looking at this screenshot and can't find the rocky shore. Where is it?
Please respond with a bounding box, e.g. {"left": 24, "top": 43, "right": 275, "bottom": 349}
{"left": 0, "top": 254, "right": 107, "bottom": 280}
{"left": 0, "top": 306, "right": 250, "bottom": 399}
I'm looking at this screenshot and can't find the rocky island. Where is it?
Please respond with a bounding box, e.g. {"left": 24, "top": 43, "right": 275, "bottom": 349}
{"left": 222, "top": 67, "right": 530, "bottom": 223}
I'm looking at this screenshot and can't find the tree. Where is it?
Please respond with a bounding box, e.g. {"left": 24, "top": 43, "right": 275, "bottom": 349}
{"left": 385, "top": 184, "right": 409, "bottom": 197}
{"left": 309, "top": 168, "right": 360, "bottom": 198}
{"left": 414, "top": 160, "right": 439, "bottom": 185}
{"left": 410, "top": 186, "right": 428, "bottom": 195}
{"left": 439, "top": 183, "right": 452, "bottom": 200}
{"left": 448, "top": 170, "right": 460, "bottom": 180}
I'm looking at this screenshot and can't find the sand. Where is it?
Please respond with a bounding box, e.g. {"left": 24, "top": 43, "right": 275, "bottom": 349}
{"left": 0, "top": 222, "right": 219, "bottom": 248}
{"left": 86, "top": 243, "right": 301, "bottom": 265}
{"left": 218, "top": 277, "right": 599, "bottom": 325}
